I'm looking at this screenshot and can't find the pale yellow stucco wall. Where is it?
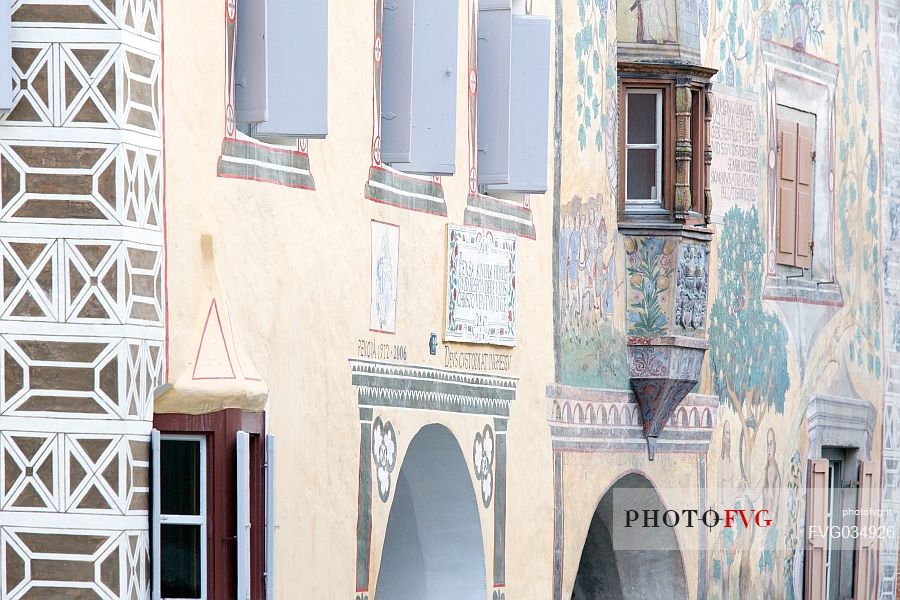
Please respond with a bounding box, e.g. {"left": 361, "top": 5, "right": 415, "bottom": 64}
{"left": 162, "top": 0, "right": 557, "bottom": 596}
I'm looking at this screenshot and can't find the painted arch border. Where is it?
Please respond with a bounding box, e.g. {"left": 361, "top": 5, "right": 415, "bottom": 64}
{"left": 349, "top": 358, "right": 516, "bottom": 599}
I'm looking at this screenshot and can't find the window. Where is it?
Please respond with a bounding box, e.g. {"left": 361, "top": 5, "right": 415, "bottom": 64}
{"left": 476, "top": 0, "right": 551, "bottom": 193}
{"left": 380, "top": 0, "right": 459, "bottom": 175}
{"left": 617, "top": 72, "right": 712, "bottom": 222}
{"left": 152, "top": 411, "right": 274, "bottom": 600}
{"left": 775, "top": 108, "right": 815, "bottom": 270}
{"left": 624, "top": 89, "right": 663, "bottom": 207}
{"left": 822, "top": 449, "right": 857, "bottom": 600}
{"left": 806, "top": 453, "right": 879, "bottom": 600}
{"left": 158, "top": 435, "right": 207, "bottom": 599}
{"left": 234, "top": 0, "right": 328, "bottom": 140}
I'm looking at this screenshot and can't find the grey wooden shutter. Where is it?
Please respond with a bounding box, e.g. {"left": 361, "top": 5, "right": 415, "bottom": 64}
{"left": 0, "top": 0, "right": 12, "bottom": 111}
{"left": 476, "top": 3, "right": 513, "bottom": 185}
{"left": 235, "top": 0, "right": 269, "bottom": 123}
{"left": 495, "top": 14, "right": 550, "bottom": 192}
{"left": 265, "top": 433, "right": 276, "bottom": 599}
{"left": 151, "top": 429, "right": 161, "bottom": 600}
{"left": 237, "top": 431, "right": 251, "bottom": 600}
{"left": 381, "top": 0, "right": 458, "bottom": 174}
{"left": 477, "top": 4, "right": 550, "bottom": 192}
{"left": 805, "top": 458, "right": 829, "bottom": 600}
{"left": 255, "top": 0, "right": 328, "bottom": 139}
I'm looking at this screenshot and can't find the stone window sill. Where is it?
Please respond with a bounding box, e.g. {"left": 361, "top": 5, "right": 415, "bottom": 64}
{"left": 762, "top": 274, "right": 843, "bottom": 307}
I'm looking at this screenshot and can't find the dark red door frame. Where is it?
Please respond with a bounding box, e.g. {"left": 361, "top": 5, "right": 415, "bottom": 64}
{"left": 154, "top": 409, "right": 266, "bottom": 600}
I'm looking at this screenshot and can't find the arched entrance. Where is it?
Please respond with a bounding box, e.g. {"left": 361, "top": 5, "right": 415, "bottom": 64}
{"left": 375, "top": 424, "right": 486, "bottom": 600}
{"left": 572, "top": 473, "right": 687, "bottom": 600}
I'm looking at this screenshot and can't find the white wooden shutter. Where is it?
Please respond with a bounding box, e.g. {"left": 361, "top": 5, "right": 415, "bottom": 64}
{"left": 235, "top": 0, "right": 269, "bottom": 123}
{"left": 237, "top": 431, "right": 251, "bottom": 600}
{"left": 805, "top": 458, "right": 828, "bottom": 600}
{"left": 151, "top": 429, "right": 161, "bottom": 600}
{"left": 255, "top": 0, "right": 328, "bottom": 139}
{"left": 854, "top": 460, "right": 879, "bottom": 600}
{"left": 265, "top": 433, "right": 276, "bottom": 599}
{"left": 0, "top": 0, "right": 11, "bottom": 112}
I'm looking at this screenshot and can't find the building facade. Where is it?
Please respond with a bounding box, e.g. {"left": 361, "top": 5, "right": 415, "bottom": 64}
{"left": 0, "top": 0, "right": 896, "bottom": 599}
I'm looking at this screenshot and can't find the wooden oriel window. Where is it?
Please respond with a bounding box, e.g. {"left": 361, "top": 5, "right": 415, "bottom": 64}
{"left": 618, "top": 72, "right": 712, "bottom": 223}
{"left": 775, "top": 116, "right": 815, "bottom": 268}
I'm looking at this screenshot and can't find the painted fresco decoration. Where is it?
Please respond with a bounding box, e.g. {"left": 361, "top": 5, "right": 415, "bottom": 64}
{"left": 760, "top": 0, "right": 826, "bottom": 52}
{"left": 370, "top": 221, "right": 399, "bottom": 334}
{"left": 708, "top": 208, "right": 789, "bottom": 598}
{"left": 371, "top": 416, "right": 396, "bottom": 503}
{"left": 625, "top": 236, "right": 675, "bottom": 336}
{"left": 558, "top": 196, "right": 628, "bottom": 389}
{"left": 832, "top": 0, "right": 882, "bottom": 379}
{"left": 617, "top": 0, "right": 677, "bottom": 44}
{"left": 709, "top": 208, "right": 789, "bottom": 451}
{"left": 472, "top": 424, "right": 495, "bottom": 508}
{"left": 574, "top": 0, "right": 618, "bottom": 155}
{"left": 445, "top": 225, "right": 517, "bottom": 347}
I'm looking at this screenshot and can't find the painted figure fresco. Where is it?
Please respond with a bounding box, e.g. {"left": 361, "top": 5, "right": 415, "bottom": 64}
{"left": 618, "top": 0, "right": 677, "bottom": 44}
{"left": 370, "top": 221, "right": 400, "bottom": 333}
{"left": 558, "top": 195, "right": 627, "bottom": 388}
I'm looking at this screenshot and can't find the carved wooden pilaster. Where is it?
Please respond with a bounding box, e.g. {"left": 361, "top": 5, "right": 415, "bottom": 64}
{"left": 704, "top": 90, "right": 714, "bottom": 220}
{"left": 675, "top": 80, "right": 693, "bottom": 216}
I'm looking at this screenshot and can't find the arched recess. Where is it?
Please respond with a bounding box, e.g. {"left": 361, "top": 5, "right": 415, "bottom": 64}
{"left": 375, "top": 424, "right": 486, "bottom": 600}
{"left": 571, "top": 473, "right": 687, "bottom": 600}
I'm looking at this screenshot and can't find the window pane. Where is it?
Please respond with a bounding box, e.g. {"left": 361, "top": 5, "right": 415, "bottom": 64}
{"left": 627, "top": 93, "right": 658, "bottom": 145}
{"left": 161, "top": 439, "right": 201, "bottom": 516}
{"left": 626, "top": 148, "right": 659, "bottom": 201}
{"left": 161, "top": 524, "right": 202, "bottom": 599}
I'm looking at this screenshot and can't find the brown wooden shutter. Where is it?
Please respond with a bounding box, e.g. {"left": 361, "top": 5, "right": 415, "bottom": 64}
{"left": 776, "top": 119, "right": 798, "bottom": 266}
{"left": 795, "top": 125, "right": 814, "bottom": 269}
{"left": 805, "top": 458, "right": 829, "bottom": 600}
{"left": 853, "top": 461, "right": 880, "bottom": 600}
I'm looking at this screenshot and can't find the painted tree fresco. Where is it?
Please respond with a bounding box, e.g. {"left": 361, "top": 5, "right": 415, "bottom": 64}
{"left": 708, "top": 207, "right": 790, "bottom": 599}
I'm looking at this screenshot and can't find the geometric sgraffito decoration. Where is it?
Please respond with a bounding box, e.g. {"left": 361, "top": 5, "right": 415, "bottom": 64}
{"left": 0, "top": 238, "right": 58, "bottom": 321}
{"left": 0, "top": 431, "right": 59, "bottom": 511}
{"left": 123, "top": 145, "right": 162, "bottom": 230}
{"left": 0, "top": 432, "right": 150, "bottom": 516}
{"left": 0, "top": 335, "right": 125, "bottom": 418}
{"left": 124, "top": 243, "right": 162, "bottom": 325}
{"left": 1, "top": 336, "right": 162, "bottom": 421}
{"left": 122, "top": 0, "right": 161, "bottom": 40}
{"left": 64, "top": 240, "right": 122, "bottom": 323}
{"left": 0, "top": 527, "right": 149, "bottom": 599}
{"left": 0, "top": 142, "right": 119, "bottom": 223}
{"left": 4, "top": 44, "right": 52, "bottom": 126}
{"left": 123, "top": 49, "right": 160, "bottom": 134}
